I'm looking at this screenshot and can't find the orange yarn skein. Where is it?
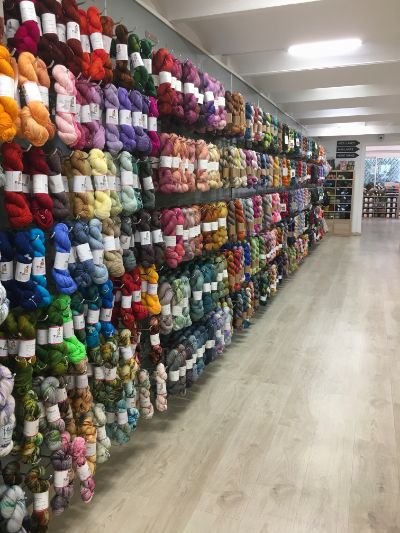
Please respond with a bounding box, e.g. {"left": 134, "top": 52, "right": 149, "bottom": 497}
{"left": 0, "top": 45, "right": 19, "bottom": 142}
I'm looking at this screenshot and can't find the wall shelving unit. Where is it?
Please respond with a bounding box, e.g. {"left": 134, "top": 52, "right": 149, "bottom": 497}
{"left": 324, "top": 170, "right": 354, "bottom": 235}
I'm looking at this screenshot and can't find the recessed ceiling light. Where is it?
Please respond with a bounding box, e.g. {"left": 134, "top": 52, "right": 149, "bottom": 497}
{"left": 288, "top": 38, "right": 362, "bottom": 58}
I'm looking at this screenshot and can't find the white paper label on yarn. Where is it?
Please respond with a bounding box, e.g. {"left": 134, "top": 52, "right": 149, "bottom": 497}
{"left": 55, "top": 386, "right": 67, "bottom": 403}
{"left": 218, "top": 96, "right": 226, "bottom": 108}
{"left": 63, "top": 320, "right": 74, "bottom": 338}
{"left": 217, "top": 272, "right": 223, "bottom": 282}
{"left": 114, "top": 237, "right": 121, "bottom": 250}
{"left": 204, "top": 90, "right": 214, "bottom": 103}
{"left": 168, "top": 370, "right": 179, "bottom": 382}
{"left": 225, "top": 321, "right": 232, "bottom": 331}
{"left": 46, "top": 403, "right": 61, "bottom": 423}
{"left": 32, "top": 174, "right": 48, "bottom": 194}
{"left": 76, "top": 243, "right": 93, "bottom": 263}
{"left": 218, "top": 217, "right": 227, "bottom": 228}
{"left": 62, "top": 175, "right": 69, "bottom": 192}
{"left": 107, "top": 175, "right": 116, "bottom": 192}
{"left": 0, "top": 339, "right": 8, "bottom": 357}
{"left": 211, "top": 221, "right": 218, "bottom": 231}
{"left": 94, "top": 175, "right": 109, "bottom": 191}
{"left": 106, "top": 108, "right": 119, "bottom": 125}
{"left": 92, "top": 249, "right": 104, "bottom": 265}
{"left": 120, "top": 344, "right": 132, "bottom": 360}
{"left": 164, "top": 235, "right": 176, "bottom": 247}
{"left": 188, "top": 227, "right": 196, "bottom": 239}
{"left": 282, "top": 168, "right": 288, "bottom": 177}
{"left": 100, "top": 307, "right": 112, "bottom": 322}
{"left": 206, "top": 339, "right": 215, "bottom": 349}
{"left": 72, "top": 175, "right": 86, "bottom": 193}
{"left": 183, "top": 82, "right": 194, "bottom": 95}
{"left": 121, "top": 169, "right": 137, "bottom": 187}
{"left": 152, "top": 74, "right": 159, "bottom": 87}
{"left": 170, "top": 156, "right": 180, "bottom": 169}
{"left": 193, "top": 87, "right": 199, "bottom": 98}
{"left": 4, "top": 171, "right": 22, "bottom": 192}
{"left": 54, "top": 470, "right": 69, "bottom": 489}
{"left": 192, "top": 290, "right": 202, "bottom": 301}
{"left": 119, "top": 235, "right": 130, "bottom": 250}
{"left": 172, "top": 305, "right": 182, "bottom": 316}
{"left": 18, "top": 339, "right": 36, "bottom": 358}
{"left": 116, "top": 42, "right": 128, "bottom": 60}
{"left": 66, "top": 21, "right": 80, "bottom": 41}
{"left": 188, "top": 162, "right": 195, "bottom": 173}
{"left": 121, "top": 295, "right": 132, "bottom": 308}
{"left": 182, "top": 297, "right": 189, "bottom": 308}
{"left": 197, "top": 93, "right": 204, "bottom": 105}
{"left": 147, "top": 283, "right": 158, "bottom": 295}
{"left": 0, "top": 260, "right": 12, "bottom": 282}
{"left": 54, "top": 251, "right": 70, "bottom": 271}
{"left": 7, "top": 339, "right": 18, "bottom": 355}
{"left": 130, "top": 51, "right": 143, "bottom": 69}
{"left": 132, "top": 290, "right": 141, "bottom": 303}
{"left": 132, "top": 110, "right": 142, "bottom": 127}
{"left": 223, "top": 269, "right": 228, "bottom": 279}
{"left": 182, "top": 229, "right": 189, "bottom": 241}
{"left": 20, "top": 0, "right": 36, "bottom": 22}
{"left": 55, "top": 22, "right": 66, "bottom": 42}
{"left": 117, "top": 410, "right": 128, "bottom": 424}
{"left": 175, "top": 224, "right": 184, "bottom": 236}
{"left": 159, "top": 71, "right": 172, "bottom": 85}
{"left": 0, "top": 75, "right": 15, "bottom": 99}
{"left": 150, "top": 333, "right": 160, "bottom": 346}
{"left": 203, "top": 282, "right": 211, "bottom": 293}
{"left": 64, "top": 374, "right": 74, "bottom": 390}
{"left": 32, "top": 256, "right": 45, "bottom": 276}
{"left": 161, "top": 304, "right": 171, "bottom": 316}
{"left": 119, "top": 109, "right": 132, "bottom": 126}
{"left": 49, "top": 174, "right": 64, "bottom": 194}
{"left": 160, "top": 155, "right": 172, "bottom": 168}
{"left": 102, "top": 34, "right": 112, "bottom": 53}
{"left": 141, "top": 280, "right": 148, "bottom": 293}
{"left": 142, "top": 176, "right": 154, "bottom": 190}
{"left": 141, "top": 113, "right": 148, "bottom": 129}
{"left": 75, "top": 373, "right": 88, "bottom": 388}
{"left": 90, "top": 31, "right": 104, "bottom": 51}
{"left": 33, "top": 491, "right": 49, "bottom": 512}
{"left": 23, "top": 81, "right": 42, "bottom": 103}
{"left": 0, "top": 423, "right": 13, "bottom": 447}
{"left": 48, "top": 326, "right": 63, "bottom": 345}
{"left": 103, "top": 235, "right": 116, "bottom": 251}
{"left": 151, "top": 229, "right": 163, "bottom": 244}
{"left": 104, "top": 366, "right": 117, "bottom": 381}
{"left": 6, "top": 19, "right": 19, "bottom": 39}
{"left": 94, "top": 366, "right": 105, "bottom": 381}
{"left": 24, "top": 418, "right": 39, "bottom": 437}
{"left": 77, "top": 462, "right": 91, "bottom": 482}
{"left": 201, "top": 222, "right": 211, "bottom": 233}
{"left": 21, "top": 173, "right": 30, "bottom": 194}
{"left": 85, "top": 441, "right": 97, "bottom": 457}
{"left": 87, "top": 308, "right": 100, "bottom": 324}
{"left": 97, "top": 425, "right": 107, "bottom": 441}
{"left": 80, "top": 104, "right": 91, "bottom": 124}
{"left": 41, "top": 12, "right": 56, "bottom": 35}
{"left": 106, "top": 411, "right": 115, "bottom": 423}
{"left": 15, "top": 261, "right": 32, "bottom": 282}
{"left": 170, "top": 76, "right": 176, "bottom": 89}
{"left": 216, "top": 329, "right": 222, "bottom": 339}
{"left": 79, "top": 33, "right": 90, "bottom": 52}
{"left": 186, "top": 358, "right": 194, "bottom": 370}
{"left": 197, "top": 159, "right": 208, "bottom": 171}
{"left": 143, "top": 58, "right": 152, "bottom": 74}
{"left": 35, "top": 328, "right": 47, "bottom": 346}
{"left": 196, "top": 348, "right": 203, "bottom": 359}
{"left": 211, "top": 282, "right": 218, "bottom": 291}
{"left": 179, "top": 366, "right": 186, "bottom": 377}
{"left": 90, "top": 102, "right": 101, "bottom": 121}
{"left": 148, "top": 116, "right": 157, "bottom": 131}
{"left": 175, "top": 79, "right": 182, "bottom": 92}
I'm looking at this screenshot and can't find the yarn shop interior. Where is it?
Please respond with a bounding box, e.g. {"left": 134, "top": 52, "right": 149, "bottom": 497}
{"left": 0, "top": 0, "right": 399, "bottom": 532}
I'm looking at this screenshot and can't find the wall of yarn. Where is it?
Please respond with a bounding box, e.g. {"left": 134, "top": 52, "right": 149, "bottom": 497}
{"left": 0, "top": 0, "right": 328, "bottom": 530}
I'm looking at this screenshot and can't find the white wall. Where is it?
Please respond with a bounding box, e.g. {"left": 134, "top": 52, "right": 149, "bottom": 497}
{"left": 317, "top": 134, "right": 400, "bottom": 235}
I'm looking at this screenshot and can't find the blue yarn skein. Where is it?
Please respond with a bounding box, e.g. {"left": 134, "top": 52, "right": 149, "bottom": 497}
{"left": 51, "top": 223, "right": 78, "bottom": 295}
{"left": 87, "top": 219, "right": 109, "bottom": 284}
{"left": 29, "top": 228, "right": 47, "bottom": 288}
{"left": 14, "top": 231, "right": 48, "bottom": 309}
{"left": 72, "top": 221, "right": 108, "bottom": 285}
{"left": 0, "top": 231, "right": 16, "bottom": 305}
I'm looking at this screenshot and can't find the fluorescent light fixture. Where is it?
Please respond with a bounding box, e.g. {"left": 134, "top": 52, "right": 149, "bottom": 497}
{"left": 288, "top": 38, "right": 362, "bottom": 58}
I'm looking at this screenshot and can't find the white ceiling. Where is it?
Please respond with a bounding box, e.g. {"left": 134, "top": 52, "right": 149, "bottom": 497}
{"left": 148, "top": 0, "right": 400, "bottom": 137}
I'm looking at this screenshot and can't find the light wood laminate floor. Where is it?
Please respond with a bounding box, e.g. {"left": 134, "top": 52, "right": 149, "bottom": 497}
{"left": 52, "top": 220, "right": 400, "bottom": 533}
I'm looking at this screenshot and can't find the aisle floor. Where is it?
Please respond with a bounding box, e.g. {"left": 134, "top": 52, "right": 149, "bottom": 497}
{"left": 54, "top": 220, "right": 400, "bottom": 533}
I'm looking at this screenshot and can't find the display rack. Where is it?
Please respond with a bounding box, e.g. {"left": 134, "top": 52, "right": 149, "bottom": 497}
{"left": 363, "top": 185, "right": 400, "bottom": 218}
{"left": 323, "top": 170, "right": 354, "bottom": 235}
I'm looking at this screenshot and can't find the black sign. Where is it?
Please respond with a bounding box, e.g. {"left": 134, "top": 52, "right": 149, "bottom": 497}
{"left": 336, "top": 152, "right": 359, "bottom": 159}
{"left": 336, "top": 146, "right": 359, "bottom": 153}
{"left": 337, "top": 140, "right": 360, "bottom": 147}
